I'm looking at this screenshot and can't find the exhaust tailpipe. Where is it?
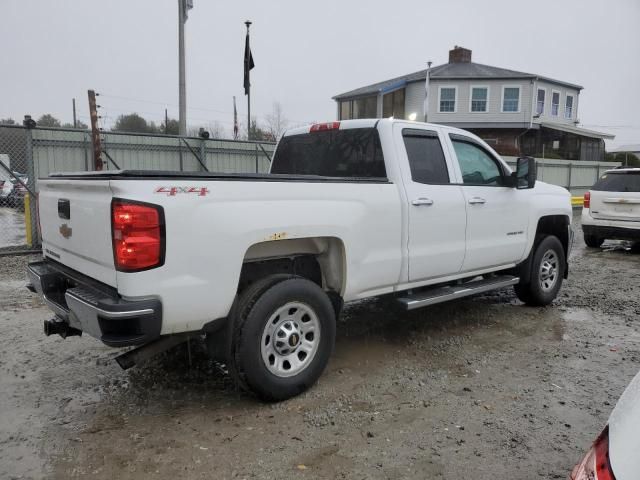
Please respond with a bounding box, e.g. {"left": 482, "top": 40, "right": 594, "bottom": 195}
{"left": 43, "top": 318, "right": 82, "bottom": 339}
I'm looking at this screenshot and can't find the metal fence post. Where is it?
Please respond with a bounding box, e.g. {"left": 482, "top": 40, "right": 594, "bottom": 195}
{"left": 566, "top": 162, "right": 572, "bottom": 193}
{"left": 255, "top": 144, "right": 259, "bottom": 173}
{"left": 200, "top": 137, "right": 206, "bottom": 172}
{"left": 24, "top": 126, "right": 39, "bottom": 248}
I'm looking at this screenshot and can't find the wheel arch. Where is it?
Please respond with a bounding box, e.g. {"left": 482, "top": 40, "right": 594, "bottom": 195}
{"left": 239, "top": 236, "right": 346, "bottom": 299}
{"left": 517, "top": 214, "right": 571, "bottom": 282}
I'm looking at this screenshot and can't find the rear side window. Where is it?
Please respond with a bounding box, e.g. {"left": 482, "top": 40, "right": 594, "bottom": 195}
{"left": 402, "top": 129, "right": 450, "bottom": 184}
{"left": 271, "top": 128, "right": 386, "bottom": 178}
{"left": 592, "top": 172, "right": 640, "bottom": 192}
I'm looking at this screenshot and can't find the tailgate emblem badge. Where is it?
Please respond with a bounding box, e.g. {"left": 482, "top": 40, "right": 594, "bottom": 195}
{"left": 59, "top": 224, "right": 73, "bottom": 239}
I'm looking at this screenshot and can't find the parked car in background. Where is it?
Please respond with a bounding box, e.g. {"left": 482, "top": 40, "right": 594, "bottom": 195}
{"left": 0, "top": 169, "right": 13, "bottom": 206}
{"left": 570, "top": 369, "right": 640, "bottom": 479}
{"left": 6, "top": 174, "right": 28, "bottom": 209}
{"left": 582, "top": 168, "right": 640, "bottom": 249}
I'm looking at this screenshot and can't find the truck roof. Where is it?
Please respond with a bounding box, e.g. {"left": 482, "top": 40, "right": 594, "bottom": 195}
{"left": 283, "top": 118, "right": 455, "bottom": 137}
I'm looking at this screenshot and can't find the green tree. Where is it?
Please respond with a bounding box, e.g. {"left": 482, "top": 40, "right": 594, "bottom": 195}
{"left": 0, "top": 118, "right": 16, "bottom": 125}
{"left": 605, "top": 152, "right": 640, "bottom": 167}
{"left": 112, "top": 113, "right": 159, "bottom": 134}
{"left": 248, "top": 118, "right": 274, "bottom": 142}
{"left": 37, "top": 114, "right": 62, "bottom": 127}
{"left": 160, "top": 118, "right": 180, "bottom": 135}
{"left": 62, "top": 120, "right": 89, "bottom": 129}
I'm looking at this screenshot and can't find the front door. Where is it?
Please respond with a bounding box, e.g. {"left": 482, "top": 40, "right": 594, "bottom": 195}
{"left": 399, "top": 127, "right": 467, "bottom": 282}
{"left": 448, "top": 136, "right": 529, "bottom": 272}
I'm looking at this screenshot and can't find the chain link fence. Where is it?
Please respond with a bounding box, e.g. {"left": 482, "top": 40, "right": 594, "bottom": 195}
{"left": 0, "top": 124, "right": 275, "bottom": 254}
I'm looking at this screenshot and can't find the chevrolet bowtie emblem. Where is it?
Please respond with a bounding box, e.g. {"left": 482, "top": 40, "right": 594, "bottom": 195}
{"left": 59, "top": 224, "right": 72, "bottom": 239}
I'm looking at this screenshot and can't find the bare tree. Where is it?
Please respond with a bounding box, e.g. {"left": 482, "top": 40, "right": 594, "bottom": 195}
{"left": 208, "top": 121, "right": 226, "bottom": 139}
{"left": 264, "top": 102, "right": 289, "bottom": 141}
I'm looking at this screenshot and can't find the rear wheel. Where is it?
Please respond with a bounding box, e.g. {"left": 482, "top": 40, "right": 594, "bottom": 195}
{"left": 228, "top": 275, "right": 336, "bottom": 401}
{"left": 514, "top": 235, "right": 565, "bottom": 306}
{"left": 584, "top": 234, "right": 604, "bottom": 248}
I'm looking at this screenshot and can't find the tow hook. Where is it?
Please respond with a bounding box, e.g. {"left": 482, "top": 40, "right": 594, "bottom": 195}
{"left": 43, "top": 318, "right": 82, "bottom": 339}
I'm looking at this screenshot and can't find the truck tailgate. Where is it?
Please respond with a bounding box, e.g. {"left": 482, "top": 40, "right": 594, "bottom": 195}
{"left": 38, "top": 179, "right": 117, "bottom": 286}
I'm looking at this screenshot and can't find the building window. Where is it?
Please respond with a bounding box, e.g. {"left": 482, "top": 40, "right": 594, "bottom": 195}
{"left": 438, "top": 87, "right": 457, "bottom": 112}
{"left": 470, "top": 87, "right": 488, "bottom": 112}
{"left": 536, "top": 88, "right": 545, "bottom": 115}
{"left": 383, "top": 89, "right": 405, "bottom": 119}
{"left": 340, "top": 95, "right": 378, "bottom": 120}
{"left": 502, "top": 87, "right": 520, "bottom": 112}
{"left": 340, "top": 101, "right": 350, "bottom": 120}
{"left": 551, "top": 91, "right": 560, "bottom": 116}
{"left": 565, "top": 95, "right": 574, "bottom": 119}
{"left": 354, "top": 96, "right": 377, "bottom": 119}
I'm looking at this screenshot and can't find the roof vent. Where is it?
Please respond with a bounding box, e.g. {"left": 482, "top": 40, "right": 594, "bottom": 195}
{"left": 449, "top": 46, "right": 472, "bottom": 63}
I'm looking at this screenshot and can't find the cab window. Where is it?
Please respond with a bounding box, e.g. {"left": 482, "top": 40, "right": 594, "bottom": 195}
{"left": 402, "top": 129, "right": 450, "bottom": 184}
{"left": 451, "top": 138, "right": 505, "bottom": 186}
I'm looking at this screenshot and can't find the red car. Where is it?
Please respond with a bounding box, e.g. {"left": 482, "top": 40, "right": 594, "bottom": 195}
{"left": 571, "top": 370, "right": 640, "bottom": 479}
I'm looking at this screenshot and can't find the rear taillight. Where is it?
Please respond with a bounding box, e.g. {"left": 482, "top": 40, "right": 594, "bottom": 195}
{"left": 111, "top": 199, "right": 164, "bottom": 272}
{"left": 570, "top": 426, "right": 616, "bottom": 480}
{"left": 584, "top": 191, "right": 591, "bottom": 209}
{"left": 310, "top": 122, "right": 340, "bottom": 132}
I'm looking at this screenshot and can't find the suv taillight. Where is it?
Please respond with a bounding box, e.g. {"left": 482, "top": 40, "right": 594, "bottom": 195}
{"left": 584, "top": 191, "right": 591, "bottom": 209}
{"left": 111, "top": 199, "right": 164, "bottom": 272}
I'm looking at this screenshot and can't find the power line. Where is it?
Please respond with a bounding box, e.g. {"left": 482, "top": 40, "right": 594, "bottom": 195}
{"left": 98, "top": 92, "right": 316, "bottom": 124}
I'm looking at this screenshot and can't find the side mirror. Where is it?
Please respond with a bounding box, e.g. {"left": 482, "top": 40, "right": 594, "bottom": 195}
{"left": 514, "top": 156, "right": 537, "bottom": 189}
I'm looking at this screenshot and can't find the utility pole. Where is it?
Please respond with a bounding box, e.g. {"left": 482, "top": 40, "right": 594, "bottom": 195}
{"left": 72, "top": 98, "right": 77, "bottom": 128}
{"left": 87, "top": 90, "right": 103, "bottom": 170}
{"left": 165, "top": 108, "right": 169, "bottom": 134}
{"left": 178, "top": 0, "right": 193, "bottom": 136}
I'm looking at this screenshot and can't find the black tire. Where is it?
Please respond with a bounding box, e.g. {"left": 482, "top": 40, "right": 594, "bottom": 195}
{"left": 228, "top": 275, "right": 336, "bottom": 402}
{"left": 584, "top": 234, "right": 604, "bottom": 248}
{"left": 514, "top": 235, "right": 565, "bottom": 306}
{"left": 630, "top": 242, "right": 640, "bottom": 254}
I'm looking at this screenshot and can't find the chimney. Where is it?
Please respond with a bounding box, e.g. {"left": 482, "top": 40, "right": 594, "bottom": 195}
{"left": 449, "top": 46, "right": 472, "bottom": 63}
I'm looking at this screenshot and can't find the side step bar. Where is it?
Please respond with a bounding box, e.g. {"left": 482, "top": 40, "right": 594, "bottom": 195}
{"left": 397, "top": 275, "right": 519, "bottom": 311}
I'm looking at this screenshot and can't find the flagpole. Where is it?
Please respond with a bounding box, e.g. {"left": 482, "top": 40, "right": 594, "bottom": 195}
{"left": 245, "top": 20, "right": 252, "bottom": 140}
{"left": 424, "top": 61, "right": 432, "bottom": 123}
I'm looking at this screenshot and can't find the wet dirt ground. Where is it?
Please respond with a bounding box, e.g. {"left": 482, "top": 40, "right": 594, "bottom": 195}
{"left": 0, "top": 206, "right": 27, "bottom": 249}
{"left": 1, "top": 213, "right": 639, "bottom": 479}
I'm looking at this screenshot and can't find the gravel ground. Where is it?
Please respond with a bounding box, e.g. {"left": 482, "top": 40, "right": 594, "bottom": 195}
{"left": 1, "top": 212, "right": 639, "bottom": 479}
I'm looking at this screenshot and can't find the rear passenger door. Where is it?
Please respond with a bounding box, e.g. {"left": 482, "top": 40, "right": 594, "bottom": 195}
{"left": 398, "top": 127, "right": 467, "bottom": 281}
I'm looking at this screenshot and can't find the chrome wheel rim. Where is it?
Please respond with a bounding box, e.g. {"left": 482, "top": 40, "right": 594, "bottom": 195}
{"left": 261, "top": 302, "right": 320, "bottom": 378}
{"left": 539, "top": 249, "right": 559, "bottom": 292}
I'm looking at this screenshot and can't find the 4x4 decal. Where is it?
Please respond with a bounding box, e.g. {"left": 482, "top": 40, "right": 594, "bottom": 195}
{"left": 154, "top": 186, "right": 210, "bottom": 197}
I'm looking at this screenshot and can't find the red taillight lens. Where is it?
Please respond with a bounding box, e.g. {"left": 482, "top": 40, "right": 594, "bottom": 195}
{"left": 570, "top": 426, "right": 616, "bottom": 480}
{"left": 309, "top": 122, "right": 340, "bottom": 132}
{"left": 584, "top": 191, "right": 591, "bottom": 209}
{"left": 111, "top": 200, "right": 164, "bottom": 272}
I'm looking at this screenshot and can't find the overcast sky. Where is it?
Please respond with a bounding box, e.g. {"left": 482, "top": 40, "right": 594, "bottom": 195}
{"left": 1, "top": 0, "right": 639, "bottom": 148}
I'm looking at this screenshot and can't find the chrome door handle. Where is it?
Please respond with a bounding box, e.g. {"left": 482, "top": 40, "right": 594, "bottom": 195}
{"left": 468, "top": 197, "right": 486, "bottom": 205}
{"left": 412, "top": 198, "right": 434, "bottom": 206}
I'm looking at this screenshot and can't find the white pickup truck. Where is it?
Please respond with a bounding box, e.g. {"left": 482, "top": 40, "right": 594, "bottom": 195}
{"left": 28, "top": 119, "right": 572, "bottom": 400}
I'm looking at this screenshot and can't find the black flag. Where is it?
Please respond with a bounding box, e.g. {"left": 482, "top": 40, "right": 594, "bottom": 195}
{"left": 244, "top": 31, "right": 254, "bottom": 95}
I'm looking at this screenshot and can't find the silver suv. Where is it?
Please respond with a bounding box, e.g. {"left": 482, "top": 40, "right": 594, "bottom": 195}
{"left": 582, "top": 168, "right": 640, "bottom": 248}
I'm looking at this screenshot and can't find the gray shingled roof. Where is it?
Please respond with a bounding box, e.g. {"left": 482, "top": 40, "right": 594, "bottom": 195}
{"left": 333, "top": 62, "right": 583, "bottom": 100}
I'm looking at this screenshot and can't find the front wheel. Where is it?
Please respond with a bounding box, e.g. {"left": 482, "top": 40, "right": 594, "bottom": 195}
{"left": 228, "top": 275, "right": 336, "bottom": 401}
{"left": 514, "top": 235, "right": 565, "bottom": 306}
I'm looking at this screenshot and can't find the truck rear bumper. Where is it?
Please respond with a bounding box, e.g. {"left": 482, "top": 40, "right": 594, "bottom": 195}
{"left": 27, "top": 260, "right": 162, "bottom": 347}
